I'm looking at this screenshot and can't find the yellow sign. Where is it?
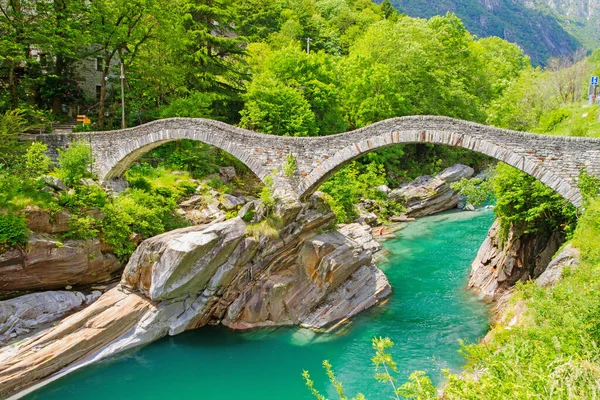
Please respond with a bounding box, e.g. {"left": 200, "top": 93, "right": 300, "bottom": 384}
{"left": 83, "top": 118, "right": 91, "bottom": 124}
{"left": 77, "top": 114, "right": 86, "bottom": 122}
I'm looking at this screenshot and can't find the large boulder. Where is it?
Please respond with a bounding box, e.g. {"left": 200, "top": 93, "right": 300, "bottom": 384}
{"left": 121, "top": 218, "right": 250, "bottom": 301}
{"left": 388, "top": 164, "right": 474, "bottom": 217}
{"left": 23, "top": 207, "right": 71, "bottom": 234}
{"left": 0, "top": 235, "right": 121, "bottom": 293}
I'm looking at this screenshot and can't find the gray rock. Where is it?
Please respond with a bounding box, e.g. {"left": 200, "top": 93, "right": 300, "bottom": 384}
{"left": 536, "top": 244, "right": 579, "bottom": 287}
{"left": 40, "top": 176, "right": 67, "bottom": 191}
{"left": 219, "top": 167, "right": 236, "bottom": 182}
{"left": 0, "top": 291, "right": 92, "bottom": 344}
{"left": 469, "top": 219, "right": 565, "bottom": 300}
{"left": 220, "top": 194, "right": 245, "bottom": 210}
{"left": 80, "top": 178, "right": 96, "bottom": 187}
{"left": 179, "top": 195, "right": 203, "bottom": 209}
{"left": 338, "top": 223, "right": 382, "bottom": 253}
{"left": 376, "top": 185, "right": 391, "bottom": 195}
{"left": 301, "top": 264, "right": 391, "bottom": 330}
{"left": 388, "top": 164, "right": 474, "bottom": 217}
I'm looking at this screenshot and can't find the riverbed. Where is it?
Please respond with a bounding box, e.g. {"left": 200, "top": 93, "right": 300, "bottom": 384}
{"left": 26, "top": 209, "right": 494, "bottom": 400}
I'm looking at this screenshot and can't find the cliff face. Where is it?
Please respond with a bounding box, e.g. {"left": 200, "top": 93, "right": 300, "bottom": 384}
{"left": 0, "top": 194, "right": 391, "bottom": 397}
{"left": 387, "top": 0, "right": 597, "bottom": 64}
{"left": 468, "top": 219, "right": 565, "bottom": 300}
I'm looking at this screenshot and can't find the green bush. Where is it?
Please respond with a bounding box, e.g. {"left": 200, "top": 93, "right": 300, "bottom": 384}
{"left": 57, "top": 140, "right": 93, "bottom": 186}
{"left": 0, "top": 213, "right": 28, "bottom": 248}
{"left": 450, "top": 175, "right": 494, "bottom": 206}
{"left": 24, "top": 142, "right": 52, "bottom": 178}
{"left": 572, "top": 197, "right": 600, "bottom": 262}
{"left": 283, "top": 153, "right": 297, "bottom": 177}
{"left": 0, "top": 109, "right": 28, "bottom": 165}
{"left": 64, "top": 215, "right": 99, "bottom": 241}
{"left": 320, "top": 161, "right": 387, "bottom": 223}
{"left": 101, "top": 188, "right": 185, "bottom": 260}
{"left": 128, "top": 176, "right": 152, "bottom": 192}
{"left": 492, "top": 163, "right": 576, "bottom": 242}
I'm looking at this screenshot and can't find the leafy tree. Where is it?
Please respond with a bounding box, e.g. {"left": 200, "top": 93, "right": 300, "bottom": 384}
{"left": 491, "top": 162, "right": 576, "bottom": 241}
{"left": 380, "top": 0, "right": 397, "bottom": 20}
{"left": 240, "top": 75, "right": 317, "bottom": 136}
{"left": 89, "top": 0, "right": 165, "bottom": 128}
{"left": 180, "top": 0, "right": 246, "bottom": 100}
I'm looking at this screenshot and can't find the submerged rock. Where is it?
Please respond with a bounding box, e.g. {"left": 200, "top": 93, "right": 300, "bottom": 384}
{"left": 388, "top": 164, "right": 474, "bottom": 217}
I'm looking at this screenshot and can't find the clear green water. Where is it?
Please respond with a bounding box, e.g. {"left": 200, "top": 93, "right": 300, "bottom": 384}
{"left": 26, "top": 209, "right": 494, "bottom": 400}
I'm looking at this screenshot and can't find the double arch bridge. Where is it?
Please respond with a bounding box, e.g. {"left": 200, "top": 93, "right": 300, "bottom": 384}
{"left": 37, "top": 116, "right": 600, "bottom": 208}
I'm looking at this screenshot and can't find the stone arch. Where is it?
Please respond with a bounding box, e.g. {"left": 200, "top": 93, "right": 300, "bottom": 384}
{"left": 91, "top": 119, "right": 271, "bottom": 183}
{"left": 297, "top": 119, "right": 589, "bottom": 207}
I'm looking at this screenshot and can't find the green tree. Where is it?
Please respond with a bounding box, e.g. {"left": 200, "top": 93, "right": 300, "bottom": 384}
{"left": 89, "top": 0, "right": 165, "bottom": 128}
{"left": 240, "top": 75, "right": 317, "bottom": 136}
{"left": 180, "top": 0, "right": 246, "bottom": 105}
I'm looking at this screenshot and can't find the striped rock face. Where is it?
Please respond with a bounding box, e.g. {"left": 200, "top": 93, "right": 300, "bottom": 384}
{"left": 36, "top": 116, "right": 600, "bottom": 207}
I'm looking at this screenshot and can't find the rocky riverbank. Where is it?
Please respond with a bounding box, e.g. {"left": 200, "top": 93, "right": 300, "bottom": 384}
{"left": 0, "top": 193, "right": 390, "bottom": 397}
{"left": 468, "top": 219, "right": 566, "bottom": 301}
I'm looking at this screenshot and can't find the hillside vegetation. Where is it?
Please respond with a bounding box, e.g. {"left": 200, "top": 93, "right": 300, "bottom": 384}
{"left": 384, "top": 0, "right": 599, "bottom": 64}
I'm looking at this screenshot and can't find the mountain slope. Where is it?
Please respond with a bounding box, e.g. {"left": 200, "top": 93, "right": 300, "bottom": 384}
{"left": 385, "top": 0, "right": 597, "bottom": 64}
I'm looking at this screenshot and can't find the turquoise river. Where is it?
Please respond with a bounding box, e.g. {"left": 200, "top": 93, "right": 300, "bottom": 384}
{"left": 26, "top": 209, "right": 494, "bottom": 400}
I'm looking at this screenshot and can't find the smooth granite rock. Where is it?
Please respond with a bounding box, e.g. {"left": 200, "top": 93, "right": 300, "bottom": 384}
{"left": 388, "top": 164, "right": 474, "bottom": 217}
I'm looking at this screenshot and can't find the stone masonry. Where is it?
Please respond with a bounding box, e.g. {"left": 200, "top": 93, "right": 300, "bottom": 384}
{"left": 35, "top": 116, "right": 600, "bottom": 207}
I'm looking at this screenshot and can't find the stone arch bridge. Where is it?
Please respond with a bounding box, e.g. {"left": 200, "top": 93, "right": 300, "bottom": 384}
{"left": 37, "top": 116, "right": 600, "bottom": 207}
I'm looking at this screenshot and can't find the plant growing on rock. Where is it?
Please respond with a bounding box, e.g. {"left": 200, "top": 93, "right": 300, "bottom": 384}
{"left": 283, "top": 153, "right": 297, "bottom": 177}
{"left": 259, "top": 175, "right": 276, "bottom": 209}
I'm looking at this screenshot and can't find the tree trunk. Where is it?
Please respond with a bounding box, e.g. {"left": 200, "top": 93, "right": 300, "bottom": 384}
{"left": 8, "top": 62, "right": 19, "bottom": 108}
{"left": 98, "top": 67, "right": 108, "bottom": 129}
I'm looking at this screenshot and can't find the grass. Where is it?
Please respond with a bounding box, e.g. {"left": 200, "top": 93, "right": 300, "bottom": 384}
{"left": 536, "top": 104, "right": 600, "bottom": 138}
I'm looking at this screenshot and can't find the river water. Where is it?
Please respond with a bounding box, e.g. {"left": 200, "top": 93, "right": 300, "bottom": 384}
{"left": 26, "top": 209, "right": 494, "bottom": 400}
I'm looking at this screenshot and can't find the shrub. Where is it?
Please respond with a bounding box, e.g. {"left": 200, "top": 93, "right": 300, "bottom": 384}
{"left": 101, "top": 188, "right": 180, "bottom": 260}
{"left": 64, "top": 215, "right": 99, "bottom": 241}
{"left": 283, "top": 153, "right": 297, "bottom": 177}
{"left": 128, "top": 176, "right": 152, "bottom": 192}
{"left": 578, "top": 169, "right": 600, "bottom": 204}
{"left": 259, "top": 175, "right": 276, "bottom": 208}
{"left": 0, "top": 109, "right": 28, "bottom": 164}
{"left": 572, "top": 197, "right": 600, "bottom": 262}
{"left": 0, "top": 213, "right": 28, "bottom": 248}
{"left": 450, "top": 176, "right": 494, "bottom": 206}
{"left": 57, "top": 140, "right": 93, "bottom": 186}
{"left": 24, "top": 142, "right": 52, "bottom": 178}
